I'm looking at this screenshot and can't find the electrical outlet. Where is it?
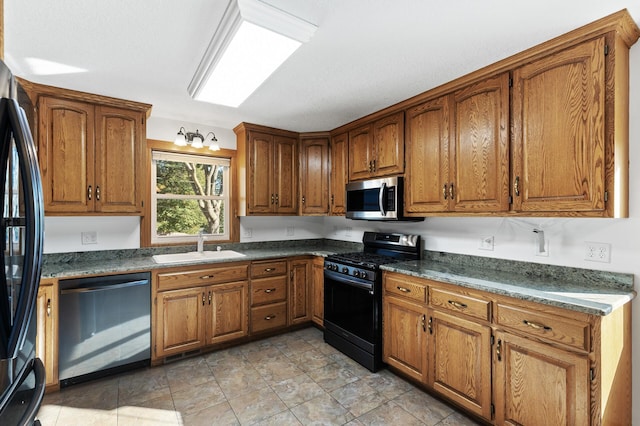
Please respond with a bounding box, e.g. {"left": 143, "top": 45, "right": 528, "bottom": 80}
{"left": 479, "top": 236, "right": 494, "bottom": 251}
{"left": 81, "top": 231, "right": 97, "bottom": 245}
{"left": 286, "top": 226, "right": 295, "bottom": 236}
{"left": 585, "top": 242, "right": 611, "bottom": 263}
{"left": 243, "top": 227, "right": 253, "bottom": 238}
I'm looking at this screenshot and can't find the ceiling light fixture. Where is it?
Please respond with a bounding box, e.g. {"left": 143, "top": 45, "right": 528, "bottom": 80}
{"left": 188, "top": 0, "right": 317, "bottom": 108}
{"left": 175, "top": 127, "right": 220, "bottom": 151}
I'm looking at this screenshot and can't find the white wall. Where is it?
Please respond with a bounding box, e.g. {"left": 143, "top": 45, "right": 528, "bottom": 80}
{"left": 42, "top": 34, "right": 640, "bottom": 424}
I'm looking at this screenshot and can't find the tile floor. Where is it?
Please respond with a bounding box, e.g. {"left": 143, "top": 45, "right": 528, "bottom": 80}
{"left": 36, "top": 327, "right": 482, "bottom": 425}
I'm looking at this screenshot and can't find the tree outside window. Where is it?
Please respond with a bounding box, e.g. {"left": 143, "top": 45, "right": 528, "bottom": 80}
{"left": 151, "top": 151, "right": 230, "bottom": 243}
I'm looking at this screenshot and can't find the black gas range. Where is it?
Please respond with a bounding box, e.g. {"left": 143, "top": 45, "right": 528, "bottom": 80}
{"left": 323, "top": 231, "right": 421, "bottom": 372}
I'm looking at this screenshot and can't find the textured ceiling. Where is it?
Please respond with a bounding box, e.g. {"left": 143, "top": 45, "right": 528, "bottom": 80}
{"left": 4, "top": 0, "right": 640, "bottom": 132}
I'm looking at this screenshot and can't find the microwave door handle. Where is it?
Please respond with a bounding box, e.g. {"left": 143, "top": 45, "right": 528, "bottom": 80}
{"left": 378, "top": 182, "right": 387, "bottom": 216}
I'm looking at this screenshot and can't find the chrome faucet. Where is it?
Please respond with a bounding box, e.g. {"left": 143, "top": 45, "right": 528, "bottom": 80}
{"left": 197, "top": 230, "right": 205, "bottom": 253}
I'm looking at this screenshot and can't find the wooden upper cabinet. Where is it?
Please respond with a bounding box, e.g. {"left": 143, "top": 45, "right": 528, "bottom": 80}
{"left": 329, "top": 132, "right": 348, "bottom": 215}
{"left": 235, "top": 123, "right": 298, "bottom": 215}
{"left": 95, "top": 106, "right": 144, "bottom": 213}
{"left": 348, "top": 111, "right": 404, "bottom": 181}
{"left": 405, "top": 95, "right": 451, "bottom": 214}
{"left": 299, "top": 136, "right": 330, "bottom": 215}
{"left": 32, "top": 83, "right": 149, "bottom": 215}
{"left": 512, "top": 37, "right": 605, "bottom": 213}
{"left": 39, "top": 97, "right": 95, "bottom": 213}
{"left": 451, "top": 73, "right": 510, "bottom": 212}
{"left": 405, "top": 73, "right": 509, "bottom": 215}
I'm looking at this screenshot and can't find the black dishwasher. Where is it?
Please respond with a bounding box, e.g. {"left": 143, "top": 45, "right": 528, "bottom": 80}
{"left": 58, "top": 272, "right": 150, "bottom": 387}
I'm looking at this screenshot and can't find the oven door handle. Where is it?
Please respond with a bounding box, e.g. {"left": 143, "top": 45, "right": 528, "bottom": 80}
{"left": 378, "top": 182, "right": 387, "bottom": 216}
{"left": 324, "top": 269, "right": 374, "bottom": 292}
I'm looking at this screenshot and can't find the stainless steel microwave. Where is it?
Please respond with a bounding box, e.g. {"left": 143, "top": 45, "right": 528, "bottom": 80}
{"left": 346, "top": 176, "right": 421, "bottom": 221}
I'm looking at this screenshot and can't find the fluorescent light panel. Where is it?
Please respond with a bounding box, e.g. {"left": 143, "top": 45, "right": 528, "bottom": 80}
{"left": 189, "top": 0, "right": 316, "bottom": 108}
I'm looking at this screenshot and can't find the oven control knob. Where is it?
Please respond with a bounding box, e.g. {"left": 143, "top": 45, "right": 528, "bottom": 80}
{"left": 342, "top": 267, "right": 348, "bottom": 273}
{"left": 360, "top": 271, "right": 367, "bottom": 280}
{"left": 353, "top": 270, "right": 360, "bottom": 277}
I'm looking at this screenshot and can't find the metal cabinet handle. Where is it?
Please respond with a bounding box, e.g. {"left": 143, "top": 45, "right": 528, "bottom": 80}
{"left": 202, "top": 292, "right": 206, "bottom": 306}
{"left": 200, "top": 275, "right": 214, "bottom": 279}
{"left": 271, "top": 194, "right": 275, "bottom": 205}
{"left": 523, "top": 319, "right": 552, "bottom": 331}
{"left": 275, "top": 194, "right": 279, "bottom": 205}
{"left": 368, "top": 161, "right": 373, "bottom": 172}
{"left": 302, "top": 196, "right": 306, "bottom": 204}
{"left": 396, "top": 286, "right": 411, "bottom": 293}
{"left": 449, "top": 183, "right": 454, "bottom": 200}
{"left": 496, "top": 339, "right": 502, "bottom": 361}
{"left": 372, "top": 159, "right": 376, "bottom": 172}
{"left": 208, "top": 291, "right": 212, "bottom": 305}
{"left": 514, "top": 176, "right": 520, "bottom": 196}
{"left": 331, "top": 194, "right": 334, "bottom": 205}
{"left": 443, "top": 184, "right": 448, "bottom": 200}
{"left": 448, "top": 300, "right": 468, "bottom": 309}
{"left": 421, "top": 314, "right": 426, "bottom": 332}
{"left": 264, "top": 288, "right": 277, "bottom": 293}
{"left": 264, "top": 314, "right": 276, "bottom": 320}
{"left": 46, "top": 299, "right": 51, "bottom": 317}
{"left": 264, "top": 268, "right": 275, "bottom": 272}
{"left": 87, "top": 185, "right": 92, "bottom": 201}
{"left": 428, "top": 316, "right": 433, "bottom": 334}
{"left": 96, "top": 185, "right": 101, "bottom": 201}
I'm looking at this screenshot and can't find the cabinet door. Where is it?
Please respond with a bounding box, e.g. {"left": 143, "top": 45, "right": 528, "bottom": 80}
{"left": 95, "top": 106, "right": 144, "bottom": 213}
{"left": 36, "top": 282, "right": 58, "bottom": 388}
{"left": 405, "top": 95, "right": 451, "bottom": 214}
{"left": 155, "top": 287, "right": 206, "bottom": 357}
{"left": 373, "top": 111, "right": 404, "bottom": 177}
{"left": 273, "top": 136, "right": 298, "bottom": 214}
{"left": 452, "top": 73, "right": 510, "bottom": 212}
{"left": 512, "top": 37, "right": 605, "bottom": 213}
{"left": 289, "top": 259, "right": 311, "bottom": 325}
{"left": 493, "top": 331, "right": 590, "bottom": 426}
{"left": 206, "top": 282, "right": 248, "bottom": 345}
{"left": 348, "top": 124, "right": 373, "bottom": 181}
{"left": 38, "top": 97, "right": 95, "bottom": 213}
{"left": 248, "top": 131, "right": 274, "bottom": 214}
{"left": 429, "top": 310, "right": 492, "bottom": 420}
{"left": 382, "top": 295, "right": 428, "bottom": 382}
{"left": 300, "top": 137, "right": 330, "bottom": 215}
{"left": 330, "top": 132, "right": 348, "bottom": 215}
{"left": 311, "top": 257, "right": 324, "bottom": 326}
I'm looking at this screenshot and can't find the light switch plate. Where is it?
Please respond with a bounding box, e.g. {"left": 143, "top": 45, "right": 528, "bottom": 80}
{"left": 81, "top": 231, "right": 97, "bottom": 245}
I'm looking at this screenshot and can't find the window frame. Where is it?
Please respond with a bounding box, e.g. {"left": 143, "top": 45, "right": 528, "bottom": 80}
{"left": 142, "top": 139, "right": 239, "bottom": 247}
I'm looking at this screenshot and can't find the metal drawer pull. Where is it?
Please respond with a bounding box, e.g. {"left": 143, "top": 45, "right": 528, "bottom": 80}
{"left": 396, "top": 286, "right": 411, "bottom": 293}
{"left": 264, "top": 314, "right": 276, "bottom": 320}
{"left": 264, "top": 268, "right": 276, "bottom": 272}
{"left": 264, "top": 288, "right": 277, "bottom": 293}
{"left": 200, "top": 275, "right": 214, "bottom": 279}
{"left": 448, "top": 300, "right": 468, "bottom": 309}
{"left": 523, "top": 320, "right": 552, "bottom": 331}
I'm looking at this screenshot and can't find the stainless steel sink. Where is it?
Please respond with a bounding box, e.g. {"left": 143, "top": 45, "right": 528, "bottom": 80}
{"left": 152, "top": 250, "right": 246, "bottom": 264}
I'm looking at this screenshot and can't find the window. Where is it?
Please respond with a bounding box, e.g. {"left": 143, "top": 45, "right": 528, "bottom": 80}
{"left": 151, "top": 151, "right": 230, "bottom": 244}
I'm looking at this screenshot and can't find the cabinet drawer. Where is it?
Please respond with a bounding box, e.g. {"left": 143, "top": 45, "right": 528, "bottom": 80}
{"left": 384, "top": 273, "right": 427, "bottom": 303}
{"left": 430, "top": 287, "right": 491, "bottom": 321}
{"left": 251, "top": 302, "right": 288, "bottom": 333}
{"left": 157, "top": 264, "right": 248, "bottom": 291}
{"left": 251, "top": 276, "right": 287, "bottom": 306}
{"left": 251, "top": 260, "right": 287, "bottom": 279}
{"left": 495, "top": 303, "right": 590, "bottom": 351}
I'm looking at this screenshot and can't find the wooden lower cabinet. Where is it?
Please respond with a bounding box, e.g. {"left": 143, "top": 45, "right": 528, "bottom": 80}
{"left": 206, "top": 282, "right": 248, "bottom": 345}
{"left": 429, "top": 310, "right": 492, "bottom": 420}
{"left": 311, "top": 256, "right": 324, "bottom": 326}
{"left": 156, "top": 287, "right": 206, "bottom": 356}
{"left": 382, "top": 271, "right": 632, "bottom": 425}
{"left": 289, "top": 258, "right": 311, "bottom": 325}
{"left": 382, "top": 295, "right": 428, "bottom": 383}
{"left": 493, "top": 330, "right": 590, "bottom": 426}
{"left": 36, "top": 279, "right": 58, "bottom": 389}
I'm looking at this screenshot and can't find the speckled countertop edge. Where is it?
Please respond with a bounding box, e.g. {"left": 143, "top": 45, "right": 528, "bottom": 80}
{"left": 42, "top": 240, "right": 635, "bottom": 316}
{"left": 382, "top": 258, "right": 635, "bottom": 316}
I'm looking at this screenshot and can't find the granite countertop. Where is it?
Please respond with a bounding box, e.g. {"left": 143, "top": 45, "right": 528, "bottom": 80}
{"left": 42, "top": 240, "right": 635, "bottom": 317}
{"left": 382, "top": 252, "right": 635, "bottom": 316}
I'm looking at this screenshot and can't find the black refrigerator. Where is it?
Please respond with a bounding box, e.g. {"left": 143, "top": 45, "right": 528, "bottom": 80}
{"left": 0, "top": 59, "right": 46, "bottom": 425}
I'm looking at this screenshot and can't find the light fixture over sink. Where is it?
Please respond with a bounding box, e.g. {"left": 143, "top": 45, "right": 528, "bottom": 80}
{"left": 188, "top": 0, "right": 317, "bottom": 108}
{"left": 174, "top": 127, "right": 220, "bottom": 151}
